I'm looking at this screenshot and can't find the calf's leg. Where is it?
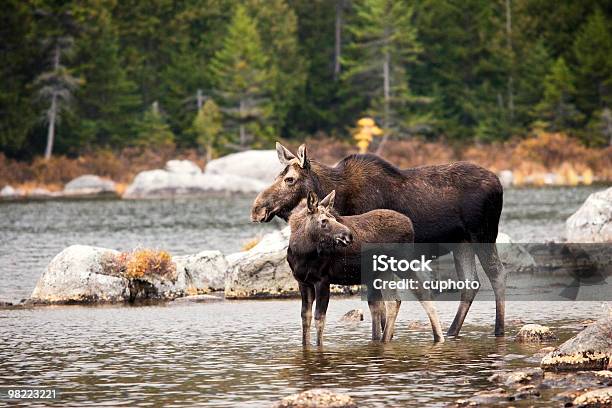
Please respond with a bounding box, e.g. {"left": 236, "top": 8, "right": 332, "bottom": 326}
{"left": 447, "top": 243, "right": 480, "bottom": 337}
{"left": 368, "top": 301, "right": 385, "bottom": 341}
{"left": 382, "top": 300, "right": 401, "bottom": 342}
{"left": 299, "top": 282, "right": 315, "bottom": 346}
{"left": 475, "top": 243, "right": 507, "bottom": 336}
{"left": 314, "top": 281, "right": 330, "bottom": 346}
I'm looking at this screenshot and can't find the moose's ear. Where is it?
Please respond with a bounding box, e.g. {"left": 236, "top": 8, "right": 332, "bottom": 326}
{"left": 276, "top": 142, "right": 295, "bottom": 166}
{"left": 320, "top": 190, "right": 336, "bottom": 210}
{"left": 296, "top": 144, "right": 309, "bottom": 168}
{"left": 307, "top": 191, "right": 319, "bottom": 213}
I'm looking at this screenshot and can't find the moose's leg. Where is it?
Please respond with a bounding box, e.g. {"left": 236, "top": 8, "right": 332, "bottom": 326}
{"left": 299, "top": 282, "right": 315, "bottom": 346}
{"left": 382, "top": 300, "right": 401, "bottom": 343}
{"left": 411, "top": 281, "right": 445, "bottom": 343}
{"left": 368, "top": 301, "right": 385, "bottom": 341}
{"left": 475, "top": 243, "right": 507, "bottom": 336}
{"left": 314, "top": 281, "right": 330, "bottom": 347}
{"left": 447, "top": 243, "right": 480, "bottom": 337}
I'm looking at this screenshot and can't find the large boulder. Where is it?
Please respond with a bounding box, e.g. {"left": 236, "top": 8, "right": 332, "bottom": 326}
{"left": 224, "top": 227, "right": 297, "bottom": 298}
{"left": 165, "top": 159, "right": 202, "bottom": 175}
{"left": 165, "top": 250, "right": 227, "bottom": 295}
{"left": 566, "top": 187, "right": 612, "bottom": 243}
{"left": 205, "top": 150, "right": 282, "bottom": 182}
{"left": 29, "top": 245, "right": 228, "bottom": 304}
{"left": 541, "top": 316, "right": 612, "bottom": 371}
{"left": 30, "top": 245, "right": 128, "bottom": 304}
{"left": 64, "top": 175, "right": 117, "bottom": 196}
{"left": 123, "top": 164, "right": 267, "bottom": 198}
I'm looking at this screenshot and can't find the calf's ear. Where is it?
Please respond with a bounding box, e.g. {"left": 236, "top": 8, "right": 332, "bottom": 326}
{"left": 276, "top": 142, "right": 295, "bottom": 166}
{"left": 307, "top": 191, "right": 319, "bottom": 213}
{"left": 320, "top": 190, "right": 336, "bottom": 210}
{"left": 296, "top": 144, "right": 309, "bottom": 168}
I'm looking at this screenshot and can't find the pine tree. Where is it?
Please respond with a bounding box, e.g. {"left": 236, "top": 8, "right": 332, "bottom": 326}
{"left": 343, "top": 0, "right": 427, "bottom": 150}
{"left": 73, "top": 1, "right": 141, "bottom": 148}
{"left": 192, "top": 99, "right": 222, "bottom": 162}
{"left": 135, "top": 101, "right": 175, "bottom": 147}
{"left": 246, "top": 0, "right": 305, "bottom": 135}
{"left": 210, "top": 5, "right": 272, "bottom": 149}
{"left": 573, "top": 8, "right": 612, "bottom": 143}
{"left": 533, "top": 57, "right": 583, "bottom": 132}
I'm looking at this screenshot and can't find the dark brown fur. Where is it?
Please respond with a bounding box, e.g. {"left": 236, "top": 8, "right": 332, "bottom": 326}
{"left": 288, "top": 191, "right": 444, "bottom": 345}
{"left": 252, "top": 143, "right": 507, "bottom": 336}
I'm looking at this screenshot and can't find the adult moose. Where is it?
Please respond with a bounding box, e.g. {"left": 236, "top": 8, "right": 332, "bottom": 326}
{"left": 252, "top": 143, "right": 506, "bottom": 336}
{"left": 288, "top": 190, "right": 445, "bottom": 346}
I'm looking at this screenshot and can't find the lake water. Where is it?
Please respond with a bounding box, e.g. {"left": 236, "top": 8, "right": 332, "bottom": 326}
{"left": 0, "top": 186, "right": 608, "bottom": 407}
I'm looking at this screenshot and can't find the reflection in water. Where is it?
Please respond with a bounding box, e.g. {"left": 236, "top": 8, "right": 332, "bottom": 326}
{"left": 0, "top": 299, "right": 606, "bottom": 407}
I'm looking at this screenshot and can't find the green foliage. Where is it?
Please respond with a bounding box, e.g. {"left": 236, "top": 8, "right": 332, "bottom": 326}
{"left": 135, "top": 102, "right": 175, "bottom": 147}
{"left": 192, "top": 99, "right": 222, "bottom": 160}
{"left": 533, "top": 57, "right": 584, "bottom": 132}
{"left": 342, "top": 0, "right": 427, "bottom": 136}
{"left": 1, "top": 0, "right": 612, "bottom": 157}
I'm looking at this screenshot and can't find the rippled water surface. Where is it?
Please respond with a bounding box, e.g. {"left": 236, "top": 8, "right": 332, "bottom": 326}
{"left": 0, "top": 186, "right": 608, "bottom": 407}
{"left": 0, "top": 300, "right": 607, "bottom": 407}
{"left": 0, "top": 187, "right": 602, "bottom": 303}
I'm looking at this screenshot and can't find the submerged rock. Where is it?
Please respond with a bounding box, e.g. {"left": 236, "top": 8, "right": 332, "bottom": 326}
{"left": 488, "top": 368, "right": 543, "bottom": 387}
{"left": 515, "top": 324, "right": 558, "bottom": 342}
{"left": 573, "top": 386, "right": 612, "bottom": 408}
{"left": 204, "top": 150, "right": 282, "bottom": 182}
{"left": 340, "top": 309, "right": 364, "bottom": 322}
{"left": 274, "top": 389, "right": 357, "bottom": 408}
{"left": 64, "top": 174, "right": 117, "bottom": 196}
{"left": 29, "top": 245, "right": 227, "bottom": 304}
{"left": 566, "top": 187, "right": 612, "bottom": 243}
{"left": 541, "top": 316, "right": 612, "bottom": 371}
{"left": 224, "top": 227, "right": 297, "bottom": 298}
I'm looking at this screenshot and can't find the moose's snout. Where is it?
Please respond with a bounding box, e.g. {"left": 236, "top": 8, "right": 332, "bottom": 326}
{"left": 335, "top": 231, "right": 353, "bottom": 247}
{"left": 250, "top": 204, "right": 268, "bottom": 223}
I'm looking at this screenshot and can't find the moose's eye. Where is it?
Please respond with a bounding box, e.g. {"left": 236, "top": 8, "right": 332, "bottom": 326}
{"left": 320, "top": 218, "right": 328, "bottom": 228}
{"left": 284, "top": 177, "right": 295, "bottom": 185}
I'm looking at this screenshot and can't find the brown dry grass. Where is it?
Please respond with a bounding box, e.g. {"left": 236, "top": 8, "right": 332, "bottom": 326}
{"left": 102, "top": 248, "right": 177, "bottom": 281}
{"left": 1, "top": 133, "right": 611, "bottom": 189}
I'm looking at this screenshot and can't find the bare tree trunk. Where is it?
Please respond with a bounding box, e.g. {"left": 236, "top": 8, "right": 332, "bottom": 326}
{"left": 239, "top": 99, "right": 246, "bottom": 148}
{"left": 376, "top": 51, "right": 391, "bottom": 155}
{"left": 333, "top": 0, "right": 344, "bottom": 80}
{"left": 197, "top": 88, "right": 203, "bottom": 111}
{"left": 44, "top": 93, "right": 57, "bottom": 160}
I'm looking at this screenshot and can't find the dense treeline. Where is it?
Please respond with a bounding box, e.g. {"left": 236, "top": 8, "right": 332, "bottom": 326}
{"left": 1, "top": 0, "right": 611, "bottom": 160}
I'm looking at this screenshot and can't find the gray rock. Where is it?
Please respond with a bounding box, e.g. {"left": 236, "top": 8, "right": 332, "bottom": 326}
{"left": 341, "top": 309, "right": 364, "bottom": 322}
{"left": 64, "top": 174, "right": 117, "bottom": 196}
{"left": 29, "top": 245, "right": 228, "bottom": 304}
{"left": 515, "top": 324, "right": 558, "bottom": 343}
{"left": 488, "top": 368, "right": 543, "bottom": 387}
{"left": 163, "top": 250, "right": 227, "bottom": 295}
{"left": 224, "top": 227, "right": 297, "bottom": 298}
{"left": 205, "top": 150, "right": 283, "bottom": 182}
{"left": 541, "top": 316, "right": 612, "bottom": 371}
{"left": 498, "top": 170, "right": 513, "bottom": 189}
{"left": 566, "top": 187, "right": 612, "bottom": 243}
{"left": 29, "top": 187, "right": 58, "bottom": 198}
{"left": 496, "top": 232, "right": 537, "bottom": 272}
{"left": 124, "top": 166, "right": 267, "bottom": 198}
{"left": 30, "top": 245, "right": 129, "bottom": 304}
{"left": 0, "top": 185, "right": 25, "bottom": 198}
{"left": 165, "top": 159, "right": 202, "bottom": 175}
{"left": 273, "top": 389, "right": 357, "bottom": 408}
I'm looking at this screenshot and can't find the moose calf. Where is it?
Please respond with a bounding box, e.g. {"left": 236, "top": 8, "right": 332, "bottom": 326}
{"left": 287, "top": 190, "right": 445, "bottom": 346}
